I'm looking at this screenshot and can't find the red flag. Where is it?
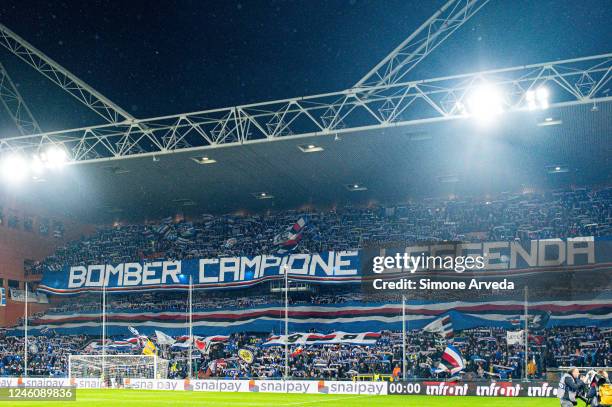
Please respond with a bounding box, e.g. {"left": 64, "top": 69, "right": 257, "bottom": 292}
{"left": 291, "top": 346, "right": 304, "bottom": 358}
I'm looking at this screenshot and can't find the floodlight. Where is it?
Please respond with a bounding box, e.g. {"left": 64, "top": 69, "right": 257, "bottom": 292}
{"left": 45, "top": 146, "right": 68, "bottom": 168}
{"left": 536, "top": 87, "right": 549, "bottom": 109}
{"left": 526, "top": 86, "right": 549, "bottom": 110}
{"left": 1, "top": 154, "right": 29, "bottom": 183}
{"left": 526, "top": 90, "right": 537, "bottom": 110}
{"left": 466, "top": 84, "right": 504, "bottom": 123}
{"left": 31, "top": 155, "right": 45, "bottom": 174}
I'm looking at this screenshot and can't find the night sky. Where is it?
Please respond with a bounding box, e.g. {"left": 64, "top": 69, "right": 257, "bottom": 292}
{"left": 0, "top": 0, "right": 610, "bottom": 135}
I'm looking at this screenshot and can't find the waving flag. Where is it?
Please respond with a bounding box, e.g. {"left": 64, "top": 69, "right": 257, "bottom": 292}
{"left": 155, "top": 330, "right": 176, "bottom": 346}
{"left": 142, "top": 339, "right": 157, "bottom": 356}
{"left": 506, "top": 311, "right": 551, "bottom": 329}
{"left": 172, "top": 335, "right": 192, "bottom": 348}
{"left": 423, "top": 315, "right": 454, "bottom": 340}
{"left": 532, "top": 311, "right": 551, "bottom": 329}
{"left": 224, "top": 238, "right": 238, "bottom": 249}
{"left": 194, "top": 335, "right": 230, "bottom": 354}
{"left": 291, "top": 346, "right": 304, "bottom": 358}
{"left": 274, "top": 217, "right": 307, "bottom": 254}
{"left": 436, "top": 345, "right": 465, "bottom": 374}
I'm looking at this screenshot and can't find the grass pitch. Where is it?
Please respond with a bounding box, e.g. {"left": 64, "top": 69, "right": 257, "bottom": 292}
{"left": 0, "top": 388, "right": 561, "bottom": 406}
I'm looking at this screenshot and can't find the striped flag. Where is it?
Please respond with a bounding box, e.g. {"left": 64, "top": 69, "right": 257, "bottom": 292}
{"left": 423, "top": 315, "right": 454, "bottom": 340}
{"left": 274, "top": 217, "right": 307, "bottom": 254}
{"left": 436, "top": 345, "right": 465, "bottom": 375}
{"left": 172, "top": 335, "right": 192, "bottom": 348}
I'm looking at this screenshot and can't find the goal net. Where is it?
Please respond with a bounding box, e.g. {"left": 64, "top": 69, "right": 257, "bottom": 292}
{"left": 68, "top": 354, "right": 169, "bottom": 380}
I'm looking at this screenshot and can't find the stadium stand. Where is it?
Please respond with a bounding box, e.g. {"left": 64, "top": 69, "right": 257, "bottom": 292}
{"left": 27, "top": 187, "right": 612, "bottom": 275}
{"left": 4, "top": 186, "right": 611, "bottom": 379}
{"left": 1, "top": 327, "right": 610, "bottom": 379}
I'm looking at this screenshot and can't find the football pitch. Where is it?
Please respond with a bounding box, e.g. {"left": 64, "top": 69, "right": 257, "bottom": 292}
{"left": 0, "top": 389, "right": 561, "bottom": 406}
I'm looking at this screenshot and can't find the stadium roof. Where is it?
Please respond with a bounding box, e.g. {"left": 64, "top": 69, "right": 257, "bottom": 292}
{"left": 0, "top": 1, "right": 610, "bottom": 223}
{"left": 4, "top": 100, "right": 610, "bottom": 223}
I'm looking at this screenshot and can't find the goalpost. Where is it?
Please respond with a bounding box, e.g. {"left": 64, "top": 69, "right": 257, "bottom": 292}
{"left": 68, "top": 354, "right": 169, "bottom": 380}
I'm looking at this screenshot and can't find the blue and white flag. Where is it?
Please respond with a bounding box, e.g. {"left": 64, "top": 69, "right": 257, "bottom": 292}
{"left": 274, "top": 217, "right": 307, "bottom": 254}
{"left": 436, "top": 345, "right": 465, "bottom": 374}
{"left": 423, "top": 315, "right": 454, "bottom": 340}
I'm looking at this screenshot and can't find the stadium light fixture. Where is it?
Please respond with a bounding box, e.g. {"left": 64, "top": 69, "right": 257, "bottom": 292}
{"left": 465, "top": 84, "right": 504, "bottom": 124}
{"left": 298, "top": 144, "right": 324, "bottom": 153}
{"left": 1, "top": 153, "right": 29, "bottom": 183}
{"left": 191, "top": 156, "right": 217, "bottom": 165}
{"left": 36, "top": 146, "right": 68, "bottom": 170}
{"left": 31, "top": 155, "right": 45, "bottom": 174}
{"left": 547, "top": 165, "right": 569, "bottom": 174}
{"left": 537, "top": 117, "right": 562, "bottom": 127}
{"left": 526, "top": 86, "right": 550, "bottom": 110}
{"left": 45, "top": 146, "right": 68, "bottom": 168}
{"left": 253, "top": 192, "right": 274, "bottom": 200}
{"left": 345, "top": 183, "right": 367, "bottom": 191}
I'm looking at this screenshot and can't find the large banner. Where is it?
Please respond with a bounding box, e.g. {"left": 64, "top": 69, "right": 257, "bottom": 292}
{"left": 38, "top": 237, "right": 611, "bottom": 295}
{"left": 22, "top": 298, "right": 612, "bottom": 336}
{"left": 38, "top": 251, "right": 361, "bottom": 294}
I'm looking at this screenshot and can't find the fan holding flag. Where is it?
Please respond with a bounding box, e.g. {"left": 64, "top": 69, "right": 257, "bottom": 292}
{"left": 434, "top": 344, "right": 466, "bottom": 376}
{"left": 421, "top": 315, "right": 466, "bottom": 377}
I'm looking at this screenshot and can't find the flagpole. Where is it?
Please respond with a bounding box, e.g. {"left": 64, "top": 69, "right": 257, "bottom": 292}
{"left": 523, "top": 285, "right": 529, "bottom": 382}
{"left": 402, "top": 294, "right": 406, "bottom": 381}
{"left": 102, "top": 273, "right": 106, "bottom": 381}
{"left": 188, "top": 275, "right": 193, "bottom": 379}
{"left": 24, "top": 282, "right": 28, "bottom": 378}
{"left": 284, "top": 264, "right": 289, "bottom": 380}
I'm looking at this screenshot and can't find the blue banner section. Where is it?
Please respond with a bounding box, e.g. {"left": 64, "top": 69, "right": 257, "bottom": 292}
{"left": 17, "top": 298, "right": 612, "bottom": 336}
{"left": 38, "top": 237, "right": 612, "bottom": 294}
{"left": 38, "top": 251, "right": 361, "bottom": 294}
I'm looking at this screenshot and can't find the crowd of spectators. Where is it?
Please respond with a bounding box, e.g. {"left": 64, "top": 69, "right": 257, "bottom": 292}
{"left": 0, "top": 334, "right": 87, "bottom": 377}
{"left": 9, "top": 187, "right": 611, "bottom": 379}
{"left": 0, "top": 327, "right": 609, "bottom": 380}
{"left": 28, "top": 187, "right": 612, "bottom": 275}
